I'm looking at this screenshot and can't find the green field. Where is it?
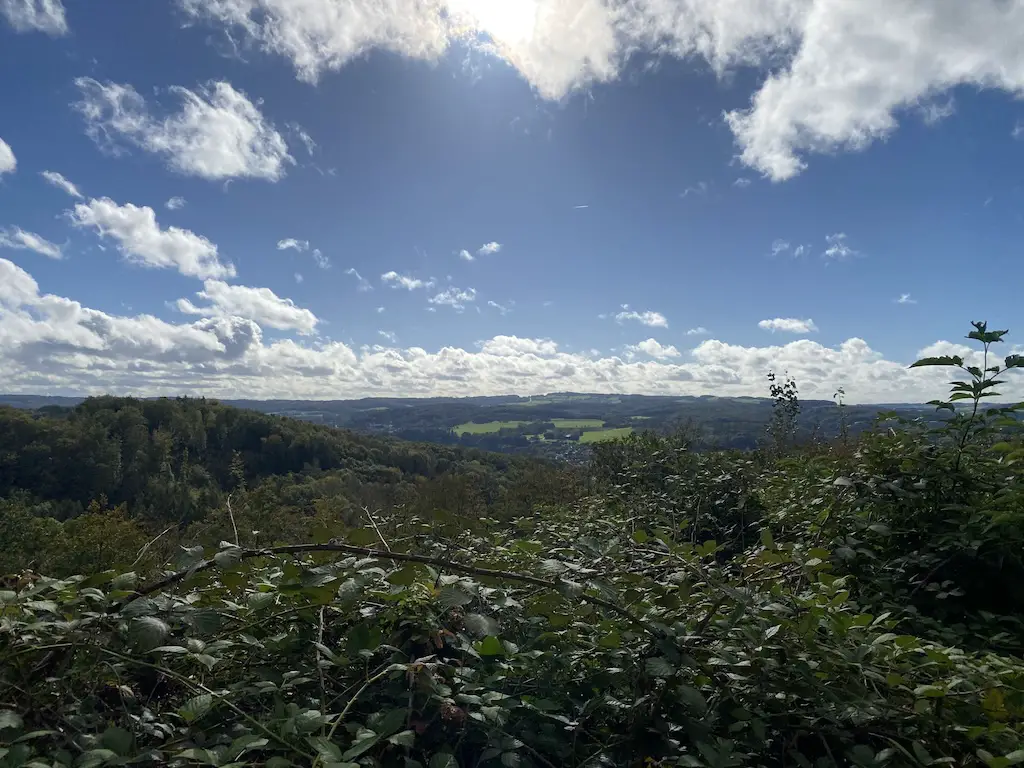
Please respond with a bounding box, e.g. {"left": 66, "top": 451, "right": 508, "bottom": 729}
{"left": 579, "top": 427, "right": 634, "bottom": 443}
{"left": 551, "top": 418, "right": 605, "bottom": 429}
{"left": 454, "top": 420, "right": 528, "bottom": 435}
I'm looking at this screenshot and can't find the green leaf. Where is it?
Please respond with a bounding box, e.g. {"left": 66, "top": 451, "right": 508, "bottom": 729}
{"left": 178, "top": 694, "right": 213, "bottom": 723}
{"left": 912, "top": 741, "right": 934, "bottom": 765}
{"left": 677, "top": 684, "right": 707, "bottom": 715}
{"left": 341, "top": 728, "right": 381, "bottom": 761}
{"left": 632, "top": 529, "right": 649, "bottom": 544}
{"left": 1006, "top": 355, "right": 1024, "bottom": 369}
{"left": 463, "top": 613, "right": 499, "bottom": 637}
{"left": 214, "top": 547, "right": 243, "bottom": 568}
{"left": 100, "top": 727, "right": 133, "bottom": 755}
{"left": 645, "top": 657, "right": 674, "bottom": 678}
{"left": 306, "top": 736, "right": 342, "bottom": 762}
{"left": 910, "top": 356, "right": 963, "bottom": 368}
{"left": 173, "top": 748, "right": 219, "bottom": 765}
{"left": 438, "top": 586, "right": 474, "bottom": 608}
{"left": 429, "top": 754, "right": 459, "bottom": 768}
{"left": 129, "top": 616, "right": 169, "bottom": 651}
{"left": 388, "top": 730, "right": 416, "bottom": 748}
{"left": 476, "top": 635, "right": 506, "bottom": 656}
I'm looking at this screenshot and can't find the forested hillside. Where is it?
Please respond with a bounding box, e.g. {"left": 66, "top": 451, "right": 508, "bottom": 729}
{"left": 2, "top": 323, "right": 1024, "bottom": 767}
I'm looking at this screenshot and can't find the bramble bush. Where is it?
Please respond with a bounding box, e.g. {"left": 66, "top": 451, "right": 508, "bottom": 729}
{"left": 2, "top": 323, "right": 1024, "bottom": 767}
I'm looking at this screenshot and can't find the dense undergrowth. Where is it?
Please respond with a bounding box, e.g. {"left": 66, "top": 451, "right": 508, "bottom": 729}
{"left": 2, "top": 323, "right": 1024, "bottom": 767}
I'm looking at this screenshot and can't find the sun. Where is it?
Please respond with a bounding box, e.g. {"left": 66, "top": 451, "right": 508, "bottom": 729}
{"left": 446, "top": 0, "right": 539, "bottom": 45}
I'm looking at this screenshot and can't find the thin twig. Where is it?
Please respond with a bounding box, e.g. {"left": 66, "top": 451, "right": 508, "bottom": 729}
{"left": 226, "top": 494, "right": 240, "bottom": 548}
{"left": 363, "top": 506, "right": 391, "bottom": 552}
{"left": 122, "top": 541, "right": 659, "bottom": 636}
{"left": 131, "top": 526, "right": 175, "bottom": 568}
{"left": 312, "top": 667, "right": 394, "bottom": 768}
{"left": 317, "top": 606, "right": 327, "bottom": 732}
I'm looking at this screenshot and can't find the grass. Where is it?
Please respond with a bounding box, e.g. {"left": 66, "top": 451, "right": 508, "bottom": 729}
{"left": 454, "top": 421, "right": 529, "bottom": 435}
{"left": 579, "top": 427, "right": 634, "bottom": 444}
{"left": 551, "top": 419, "right": 605, "bottom": 429}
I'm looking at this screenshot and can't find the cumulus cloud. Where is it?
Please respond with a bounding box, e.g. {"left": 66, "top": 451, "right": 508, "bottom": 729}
{"left": 625, "top": 338, "right": 681, "bottom": 360}
{"left": 1, "top": 0, "right": 67, "bottom": 34}
{"left": 459, "top": 249, "right": 474, "bottom": 261}
{"left": 175, "top": 279, "right": 319, "bottom": 334}
{"left": 70, "top": 197, "right": 235, "bottom": 280}
{"left": 0, "top": 227, "right": 62, "bottom": 259}
{"left": 40, "top": 171, "right": 83, "bottom": 199}
{"left": 0, "top": 138, "right": 15, "bottom": 176}
{"left": 429, "top": 285, "right": 477, "bottom": 311}
{"left": 181, "top": 0, "right": 1024, "bottom": 181}
{"left": 477, "top": 241, "right": 502, "bottom": 256}
{"left": 166, "top": 196, "right": 187, "bottom": 210}
{"left": 74, "top": 78, "right": 292, "bottom": 182}
{"left": 759, "top": 317, "right": 818, "bottom": 334}
{"left": 615, "top": 306, "right": 668, "bottom": 328}
{"left": 381, "top": 271, "right": 432, "bottom": 290}
{"left": 277, "top": 238, "right": 309, "bottom": 252}
{"left": 4, "top": 258, "right": 1022, "bottom": 402}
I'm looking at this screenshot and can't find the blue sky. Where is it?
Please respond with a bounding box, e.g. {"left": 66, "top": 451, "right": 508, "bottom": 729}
{"left": 1, "top": 0, "right": 1023, "bottom": 402}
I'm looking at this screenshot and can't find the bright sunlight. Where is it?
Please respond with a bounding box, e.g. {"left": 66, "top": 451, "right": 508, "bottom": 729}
{"left": 446, "top": 0, "right": 539, "bottom": 44}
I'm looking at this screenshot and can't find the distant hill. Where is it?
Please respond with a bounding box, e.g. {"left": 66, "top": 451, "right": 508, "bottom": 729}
{"left": 0, "top": 392, "right": 932, "bottom": 460}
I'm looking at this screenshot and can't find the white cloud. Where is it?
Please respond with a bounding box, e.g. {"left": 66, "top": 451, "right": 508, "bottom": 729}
{"left": 459, "top": 249, "right": 474, "bottom": 261}
{"left": 686, "top": 327, "right": 709, "bottom": 336}
{"left": 897, "top": 293, "right": 917, "bottom": 305}
{"left": 182, "top": 1, "right": 1024, "bottom": 182}
{"left": 625, "top": 338, "right": 681, "bottom": 360}
{"left": 166, "top": 196, "right": 187, "bottom": 210}
{"left": 294, "top": 272, "right": 303, "bottom": 283}
{"left": 381, "top": 271, "right": 432, "bottom": 290}
{"left": 680, "top": 181, "right": 708, "bottom": 198}
{"left": 793, "top": 244, "right": 808, "bottom": 258}
{"left": 771, "top": 239, "right": 790, "bottom": 256}
{"left": 0, "top": 138, "right": 15, "bottom": 176}
{"left": 919, "top": 97, "right": 956, "bottom": 125}
{"left": 277, "top": 238, "right": 309, "bottom": 252}
{"left": 1, "top": 0, "right": 67, "bottom": 34}
{"left": 759, "top": 317, "right": 818, "bottom": 334}
{"left": 288, "top": 122, "right": 317, "bottom": 155}
{"left": 376, "top": 306, "right": 385, "bottom": 313}
{"left": 615, "top": 307, "right": 668, "bottom": 328}
{"left": 1014, "top": 121, "right": 1024, "bottom": 140}
{"left": 41, "top": 171, "right": 83, "bottom": 199}
{"left": 6, "top": 256, "right": 1014, "bottom": 403}
{"left": 477, "top": 241, "right": 502, "bottom": 256}
{"left": 345, "top": 267, "right": 372, "bottom": 292}
{"left": 74, "top": 78, "right": 292, "bottom": 182}
{"left": 487, "top": 300, "right": 511, "bottom": 315}
{"left": 378, "top": 330, "right": 397, "bottom": 343}
{"left": 733, "top": 177, "right": 751, "bottom": 188}
{"left": 823, "top": 232, "right": 858, "bottom": 261}
{"left": 0, "top": 227, "right": 62, "bottom": 259}
{"left": 312, "top": 248, "right": 329, "bottom": 269}
{"left": 70, "top": 197, "right": 235, "bottom": 280}
{"left": 429, "top": 285, "right": 477, "bottom": 311}
{"left": 175, "top": 279, "right": 318, "bottom": 334}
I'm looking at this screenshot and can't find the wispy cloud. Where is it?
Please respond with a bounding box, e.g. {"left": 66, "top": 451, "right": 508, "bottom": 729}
{"left": 429, "top": 285, "right": 477, "bottom": 311}
{"left": 487, "top": 300, "right": 511, "bottom": 315}
{"left": 345, "top": 267, "right": 372, "bottom": 291}
{"left": 615, "top": 305, "right": 668, "bottom": 328}
{"left": 680, "top": 181, "right": 708, "bottom": 198}
{"left": 733, "top": 177, "right": 751, "bottom": 188}
{"left": 573, "top": 204, "right": 589, "bottom": 209}
{"left": 0, "top": 226, "right": 62, "bottom": 259}
{"left": 294, "top": 272, "right": 303, "bottom": 283}
{"left": 312, "top": 248, "right": 329, "bottom": 269}
{"left": 277, "top": 238, "right": 309, "bottom": 252}
{"left": 477, "top": 241, "right": 501, "bottom": 256}
{"left": 40, "top": 171, "right": 83, "bottom": 199}
{"left": 0, "top": 138, "right": 16, "bottom": 176}
{"left": 896, "top": 293, "right": 917, "bottom": 305}
{"left": 686, "top": 327, "right": 709, "bottom": 336}
{"left": 376, "top": 306, "right": 385, "bottom": 314}
{"left": 378, "top": 330, "right": 397, "bottom": 343}
{"left": 381, "top": 271, "right": 432, "bottom": 290}
{"left": 1, "top": 0, "right": 68, "bottom": 35}
{"left": 771, "top": 239, "right": 790, "bottom": 257}
{"left": 166, "top": 196, "right": 186, "bottom": 210}
{"left": 1014, "top": 121, "right": 1024, "bottom": 140}
{"left": 919, "top": 97, "right": 956, "bottom": 126}
{"left": 759, "top": 317, "right": 818, "bottom": 334}
{"left": 823, "top": 233, "right": 858, "bottom": 261}
{"left": 458, "top": 249, "right": 474, "bottom": 261}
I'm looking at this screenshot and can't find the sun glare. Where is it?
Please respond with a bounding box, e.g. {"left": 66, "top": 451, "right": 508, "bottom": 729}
{"left": 446, "top": 0, "right": 539, "bottom": 45}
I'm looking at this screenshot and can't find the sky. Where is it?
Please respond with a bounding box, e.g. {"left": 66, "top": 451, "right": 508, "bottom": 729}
{"left": 1, "top": 0, "right": 1023, "bottom": 403}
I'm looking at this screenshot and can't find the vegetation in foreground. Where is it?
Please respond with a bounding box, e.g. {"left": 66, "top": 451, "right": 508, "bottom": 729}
{"left": 1, "top": 322, "right": 1024, "bottom": 767}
